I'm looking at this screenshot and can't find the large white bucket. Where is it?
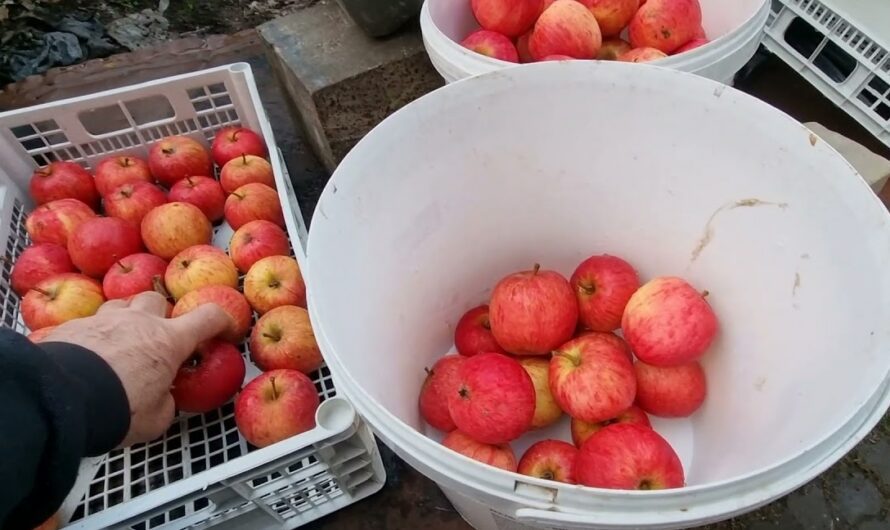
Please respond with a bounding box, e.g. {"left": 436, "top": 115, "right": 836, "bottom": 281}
{"left": 306, "top": 62, "right": 890, "bottom": 529}
{"left": 420, "top": 0, "right": 770, "bottom": 84}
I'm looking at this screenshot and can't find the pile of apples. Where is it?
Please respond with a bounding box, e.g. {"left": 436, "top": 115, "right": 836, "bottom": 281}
{"left": 13, "top": 127, "right": 322, "bottom": 449}
{"left": 461, "top": 0, "right": 708, "bottom": 64}
{"left": 419, "top": 256, "right": 717, "bottom": 490}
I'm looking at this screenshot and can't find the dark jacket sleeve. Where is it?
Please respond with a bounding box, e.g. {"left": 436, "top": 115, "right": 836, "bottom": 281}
{"left": 0, "top": 329, "right": 130, "bottom": 530}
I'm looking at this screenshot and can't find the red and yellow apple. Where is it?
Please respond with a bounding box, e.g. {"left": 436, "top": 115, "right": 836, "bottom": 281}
{"left": 454, "top": 304, "right": 506, "bottom": 357}
{"left": 516, "top": 31, "right": 534, "bottom": 62}
{"left": 25, "top": 198, "right": 96, "bottom": 247}
{"left": 172, "top": 340, "right": 246, "bottom": 413}
{"left": 172, "top": 285, "right": 252, "bottom": 343}
{"left": 674, "top": 37, "right": 709, "bottom": 54}
{"left": 571, "top": 254, "right": 639, "bottom": 332}
{"left": 103, "top": 182, "right": 167, "bottom": 227}
{"left": 219, "top": 154, "right": 276, "bottom": 194}
{"left": 234, "top": 369, "right": 319, "bottom": 448}
{"left": 419, "top": 354, "right": 465, "bottom": 432}
{"left": 529, "top": 0, "right": 602, "bottom": 60}
{"left": 517, "top": 439, "right": 578, "bottom": 483}
{"left": 461, "top": 30, "right": 520, "bottom": 62}
{"left": 211, "top": 127, "right": 268, "bottom": 168}
{"left": 228, "top": 220, "right": 290, "bottom": 273}
{"left": 68, "top": 217, "right": 144, "bottom": 278}
{"left": 224, "top": 183, "right": 285, "bottom": 230}
{"left": 442, "top": 430, "right": 517, "bottom": 471}
{"left": 634, "top": 360, "right": 707, "bottom": 417}
{"left": 249, "top": 305, "right": 323, "bottom": 374}
{"left": 517, "top": 356, "right": 563, "bottom": 428}
{"left": 102, "top": 253, "right": 168, "bottom": 300}
{"left": 578, "top": 0, "right": 639, "bottom": 37}
{"left": 618, "top": 46, "right": 668, "bottom": 62}
{"left": 168, "top": 176, "right": 226, "bottom": 223}
{"left": 148, "top": 136, "right": 213, "bottom": 188}
{"left": 571, "top": 405, "right": 650, "bottom": 447}
{"left": 140, "top": 202, "right": 212, "bottom": 260}
{"left": 94, "top": 155, "right": 153, "bottom": 196}
{"left": 628, "top": 0, "right": 702, "bottom": 53}
{"left": 164, "top": 245, "right": 238, "bottom": 300}
{"left": 597, "top": 37, "right": 632, "bottom": 59}
{"left": 11, "top": 244, "right": 75, "bottom": 296}
{"left": 21, "top": 273, "right": 105, "bottom": 330}
{"left": 471, "top": 0, "right": 545, "bottom": 38}
{"left": 28, "top": 161, "right": 98, "bottom": 209}
{"left": 243, "top": 255, "right": 306, "bottom": 314}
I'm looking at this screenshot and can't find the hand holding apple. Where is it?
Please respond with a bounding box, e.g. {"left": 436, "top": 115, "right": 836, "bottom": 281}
{"left": 171, "top": 285, "right": 253, "bottom": 343}
{"left": 172, "top": 340, "right": 246, "bottom": 413}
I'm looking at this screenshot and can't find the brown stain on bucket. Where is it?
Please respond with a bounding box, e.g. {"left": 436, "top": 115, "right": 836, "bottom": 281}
{"left": 792, "top": 272, "right": 801, "bottom": 297}
{"left": 690, "top": 199, "right": 790, "bottom": 263}
{"left": 809, "top": 133, "right": 818, "bottom": 146}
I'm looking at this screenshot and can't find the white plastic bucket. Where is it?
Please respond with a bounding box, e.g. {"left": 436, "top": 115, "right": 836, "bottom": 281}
{"left": 420, "top": 0, "right": 770, "bottom": 84}
{"left": 306, "top": 62, "right": 890, "bottom": 529}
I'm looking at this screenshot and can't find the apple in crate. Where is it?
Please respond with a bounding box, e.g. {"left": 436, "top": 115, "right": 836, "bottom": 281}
{"left": 575, "top": 423, "right": 684, "bottom": 490}
{"left": 25, "top": 198, "right": 96, "bottom": 247}
{"left": 228, "top": 220, "right": 290, "bottom": 274}
{"left": 148, "top": 135, "right": 213, "bottom": 188}
{"left": 550, "top": 332, "right": 635, "bottom": 422}
{"left": 211, "top": 126, "right": 268, "bottom": 168}
{"left": 172, "top": 285, "right": 252, "bottom": 343}
{"left": 68, "top": 217, "right": 144, "bottom": 278}
{"left": 21, "top": 273, "right": 105, "bottom": 330}
{"left": 250, "top": 305, "right": 323, "bottom": 374}
{"left": 104, "top": 182, "right": 167, "bottom": 227}
{"left": 517, "top": 357, "right": 563, "bottom": 428}
{"left": 244, "top": 255, "right": 306, "bottom": 314}
{"left": 454, "top": 304, "right": 506, "bottom": 357}
{"left": 628, "top": 0, "right": 702, "bottom": 54}
{"left": 419, "top": 354, "right": 464, "bottom": 432}
{"left": 579, "top": 0, "right": 639, "bottom": 37}
{"left": 635, "top": 360, "right": 706, "bottom": 417}
{"left": 442, "top": 430, "right": 516, "bottom": 472}
{"left": 597, "top": 37, "right": 632, "bottom": 59}
{"left": 571, "top": 405, "right": 650, "bottom": 447}
{"left": 27, "top": 325, "right": 58, "bottom": 343}
{"left": 29, "top": 161, "right": 99, "bottom": 209}
{"left": 490, "top": 264, "right": 578, "bottom": 355}
{"left": 674, "top": 37, "right": 709, "bottom": 54}
{"left": 529, "top": 0, "right": 602, "bottom": 61}
{"left": 220, "top": 154, "right": 276, "bottom": 194}
{"left": 141, "top": 202, "right": 212, "bottom": 260}
{"left": 168, "top": 176, "right": 226, "bottom": 223}
{"left": 518, "top": 439, "right": 578, "bottom": 483}
{"left": 618, "top": 47, "right": 668, "bottom": 62}
{"left": 224, "top": 183, "right": 285, "bottom": 230}
{"left": 94, "top": 155, "right": 153, "bottom": 196}
{"left": 471, "top": 0, "right": 544, "bottom": 38}
{"left": 235, "top": 369, "right": 319, "bottom": 448}
{"left": 571, "top": 254, "right": 639, "bottom": 332}
{"left": 164, "top": 245, "right": 239, "bottom": 300}
{"left": 448, "top": 352, "right": 535, "bottom": 444}
{"left": 103, "top": 253, "right": 168, "bottom": 300}
{"left": 172, "top": 340, "right": 246, "bottom": 413}
{"left": 622, "top": 276, "right": 718, "bottom": 366}
{"left": 11, "top": 244, "right": 75, "bottom": 296}
{"left": 461, "top": 30, "right": 519, "bottom": 62}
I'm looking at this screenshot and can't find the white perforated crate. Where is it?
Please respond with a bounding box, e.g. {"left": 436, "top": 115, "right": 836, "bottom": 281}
{"left": 764, "top": 0, "right": 890, "bottom": 148}
{"left": 0, "top": 63, "right": 385, "bottom": 530}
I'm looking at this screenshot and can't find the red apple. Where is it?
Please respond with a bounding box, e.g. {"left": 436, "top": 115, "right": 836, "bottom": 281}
{"left": 529, "top": 0, "right": 602, "bottom": 60}
{"left": 571, "top": 254, "right": 639, "bottom": 332}
{"left": 516, "top": 31, "right": 534, "bottom": 63}
{"left": 172, "top": 340, "right": 246, "bottom": 413}
{"left": 94, "top": 155, "right": 153, "bottom": 196}
{"left": 597, "top": 37, "right": 632, "bottom": 59}
{"left": 461, "top": 30, "right": 520, "bottom": 62}
{"left": 164, "top": 245, "right": 238, "bottom": 300}
{"left": 571, "top": 405, "right": 650, "bottom": 447}
{"left": 148, "top": 136, "right": 213, "bottom": 188}
{"left": 250, "top": 305, "right": 323, "bottom": 374}
{"left": 168, "top": 176, "right": 226, "bottom": 223}
{"left": 578, "top": 0, "right": 638, "bottom": 37}
{"left": 419, "top": 354, "right": 465, "bottom": 432}
{"left": 489, "top": 264, "right": 578, "bottom": 355}
{"left": 104, "top": 182, "right": 167, "bottom": 227}
{"left": 21, "top": 273, "right": 105, "bottom": 330}
{"left": 235, "top": 369, "right": 319, "bottom": 448}
{"left": 674, "top": 37, "right": 709, "bottom": 54}
{"left": 575, "top": 423, "right": 684, "bottom": 490}
{"left": 28, "top": 161, "right": 98, "bottom": 209}
{"left": 243, "top": 255, "right": 306, "bottom": 314}
{"left": 68, "top": 217, "right": 144, "bottom": 278}
{"left": 634, "top": 360, "right": 706, "bottom": 417}
{"left": 541, "top": 54, "right": 576, "bottom": 60}
{"left": 224, "top": 183, "right": 285, "bottom": 230}
{"left": 102, "top": 253, "right": 168, "bottom": 300}
{"left": 454, "top": 304, "right": 506, "bottom": 357}
{"left": 517, "top": 356, "right": 563, "bottom": 428}
{"left": 228, "top": 220, "right": 290, "bottom": 273}
{"left": 442, "top": 430, "right": 516, "bottom": 471}
{"left": 25, "top": 198, "right": 96, "bottom": 247}
{"left": 622, "top": 276, "right": 717, "bottom": 366}
{"left": 618, "top": 47, "right": 668, "bottom": 62}
{"left": 448, "top": 352, "right": 535, "bottom": 444}
{"left": 172, "top": 285, "right": 252, "bottom": 343}
{"left": 140, "top": 202, "right": 212, "bottom": 260}
{"left": 11, "top": 244, "right": 75, "bottom": 296}
{"left": 27, "top": 325, "right": 58, "bottom": 343}
{"left": 219, "top": 154, "right": 276, "bottom": 194}
{"left": 471, "top": 0, "right": 545, "bottom": 38}
{"left": 517, "top": 439, "right": 578, "bottom": 483}
{"left": 628, "top": 0, "right": 702, "bottom": 53}
{"left": 211, "top": 127, "right": 268, "bottom": 168}
{"left": 550, "top": 332, "right": 635, "bottom": 422}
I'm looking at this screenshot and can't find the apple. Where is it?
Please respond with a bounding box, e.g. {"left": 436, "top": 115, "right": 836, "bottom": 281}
{"left": 571, "top": 254, "right": 639, "bottom": 332}
{"left": 529, "top": 0, "right": 602, "bottom": 60}
{"left": 102, "top": 253, "right": 168, "bottom": 300}
{"left": 164, "top": 245, "right": 239, "bottom": 300}
{"left": 448, "top": 352, "right": 535, "bottom": 443}
{"left": 219, "top": 154, "right": 276, "bottom": 194}
{"left": 211, "top": 127, "right": 268, "bottom": 168}
{"left": 224, "top": 183, "right": 285, "bottom": 230}
{"left": 168, "top": 176, "right": 226, "bottom": 223}
{"left": 550, "top": 332, "right": 635, "bottom": 422}
{"left": 419, "top": 354, "right": 465, "bottom": 432}
{"left": 25, "top": 198, "right": 96, "bottom": 247}
{"left": 674, "top": 37, "right": 709, "bottom": 54}
{"left": 21, "top": 273, "right": 105, "bottom": 330}
{"left": 578, "top": 0, "right": 639, "bottom": 37}
{"left": 516, "top": 31, "right": 534, "bottom": 62}
{"left": 617, "top": 47, "right": 668, "bottom": 62}
{"left": 635, "top": 360, "right": 706, "bottom": 417}
{"left": 228, "top": 220, "right": 290, "bottom": 274}
{"left": 517, "top": 439, "right": 578, "bottom": 483}
{"left": 517, "top": 357, "right": 563, "bottom": 428}
{"left": 575, "top": 423, "right": 685, "bottom": 490}
{"left": 442, "top": 430, "right": 516, "bottom": 471}
{"left": 243, "top": 255, "right": 306, "bottom": 314}
{"left": 489, "top": 264, "right": 578, "bottom": 355}
{"left": 148, "top": 136, "right": 213, "bottom": 188}
{"left": 628, "top": 0, "right": 702, "bottom": 53}
{"left": 571, "top": 405, "right": 650, "bottom": 447}
{"left": 68, "top": 217, "right": 144, "bottom": 278}
{"left": 28, "top": 161, "right": 98, "bottom": 209}
{"left": 250, "top": 305, "right": 323, "bottom": 374}
{"left": 234, "top": 369, "right": 319, "bottom": 448}
{"left": 11, "top": 244, "right": 75, "bottom": 296}
{"left": 171, "top": 340, "right": 246, "bottom": 413}
{"left": 454, "top": 304, "right": 506, "bottom": 357}
{"left": 541, "top": 55, "right": 575, "bottom": 61}
{"left": 171, "top": 285, "right": 252, "bottom": 343}
{"left": 104, "top": 182, "right": 167, "bottom": 227}
{"left": 140, "top": 202, "right": 213, "bottom": 260}
{"left": 471, "top": 0, "right": 545, "bottom": 38}
{"left": 94, "top": 155, "right": 153, "bottom": 196}
{"left": 27, "top": 325, "right": 58, "bottom": 343}
{"left": 597, "top": 37, "right": 632, "bottom": 59}
{"left": 622, "top": 276, "right": 717, "bottom": 366}
{"left": 461, "top": 30, "right": 520, "bottom": 62}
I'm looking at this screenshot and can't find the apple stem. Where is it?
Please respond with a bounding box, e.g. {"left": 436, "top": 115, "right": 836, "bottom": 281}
{"left": 116, "top": 260, "right": 131, "bottom": 273}
{"left": 532, "top": 263, "right": 541, "bottom": 276}
{"left": 270, "top": 376, "right": 279, "bottom": 400}
{"left": 481, "top": 317, "right": 490, "bottom": 330}
{"left": 242, "top": 153, "right": 247, "bottom": 165}
{"left": 232, "top": 192, "right": 245, "bottom": 200}
{"left": 152, "top": 276, "right": 172, "bottom": 300}
{"left": 701, "top": 290, "right": 710, "bottom": 298}
{"left": 122, "top": 157, "right": 132, "bottom": 167}
{"left": 186, "top": 176, "right": 194, "bottom": 186}
{"left": 552, "top": 351, "right": 580, "bottom": 367}
{"left": 31, "top": 287, "right": 51, "bottom": 297}
{"left": 424, "top": 367, "right": 432, "bottom": 377}
{"left": 162, "top": 147, "right": 174, "bottom": 155}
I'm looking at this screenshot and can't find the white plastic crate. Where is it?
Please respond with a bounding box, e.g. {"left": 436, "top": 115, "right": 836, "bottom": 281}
{"left": 0, "top": 63, "right": 385, "bottom": 530}
{"left": 763, "top": 0, "right": 890, "bottom": 148}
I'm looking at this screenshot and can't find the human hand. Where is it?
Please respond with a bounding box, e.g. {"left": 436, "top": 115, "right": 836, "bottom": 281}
{"left": 43, "top": 291, "right": 231, "bottom": 446}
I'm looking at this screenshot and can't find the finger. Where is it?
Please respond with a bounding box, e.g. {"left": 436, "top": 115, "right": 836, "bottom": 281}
{"left": 97, "top": 299, "right": 129, "bottom": 314}
{"left": 166, "top": 303, "right": 232, "bottom": 361}
{"left": 128, "top": 291, "right": 170, "bottom": 316}
{"left": 125, "top": 394, "right": 176, "bottom": 447}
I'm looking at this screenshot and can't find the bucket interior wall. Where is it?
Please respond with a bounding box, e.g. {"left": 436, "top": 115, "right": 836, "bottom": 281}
{"left": 308, "top": 64, "right": 890, "bottom": 486}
